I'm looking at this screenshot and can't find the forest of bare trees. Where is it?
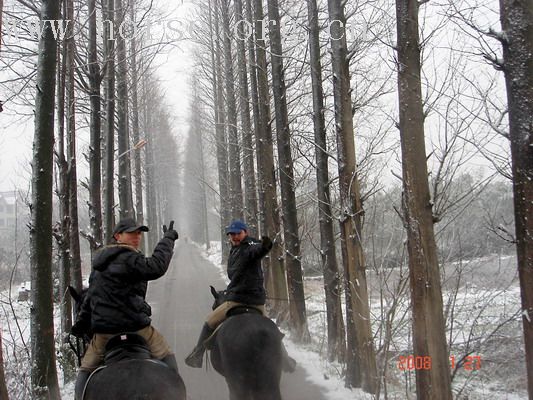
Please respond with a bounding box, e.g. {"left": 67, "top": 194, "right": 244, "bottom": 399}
{"left": 0, "top": 0, "right": 531, "bottom": 399}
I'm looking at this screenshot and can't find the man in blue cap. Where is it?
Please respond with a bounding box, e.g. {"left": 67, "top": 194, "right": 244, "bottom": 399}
{"left": 185, "top": 219, "right": 273, "bottom": 368}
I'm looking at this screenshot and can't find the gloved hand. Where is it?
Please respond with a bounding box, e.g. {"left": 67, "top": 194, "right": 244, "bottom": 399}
{"left": 261, "top": 236, "right": 273, "bottom": 250}
{"left": 163, "top": 220, "right": 179, "bottom": 241}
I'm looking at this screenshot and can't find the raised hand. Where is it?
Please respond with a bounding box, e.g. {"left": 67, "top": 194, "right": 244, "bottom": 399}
{"left": 163, "top": 220, "right": 179, "bottom": 240}
{"left": 261, "top": 236, "right": 273, "bottom": 250}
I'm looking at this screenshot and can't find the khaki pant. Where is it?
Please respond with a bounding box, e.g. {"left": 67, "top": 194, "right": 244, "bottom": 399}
{"left": 80, "top": 325, "right": 171, "bottom": 371}
{"left": 206, "top": 301, "right": 265, "bottom": 329}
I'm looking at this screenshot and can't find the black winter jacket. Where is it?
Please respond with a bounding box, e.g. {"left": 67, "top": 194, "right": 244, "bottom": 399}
{"left": 225, "top": 236, "right": 272, "bottom": 305}
{"left": 78, "top": 237, "right": 175, "bottom": 334}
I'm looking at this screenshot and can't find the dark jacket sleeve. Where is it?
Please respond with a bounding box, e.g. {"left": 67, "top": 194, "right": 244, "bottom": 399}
{"left": 125, "top": 237, "right": 175, "bottom": 281}
{"left": 244, "top": 239, "right": 271, "bottom": 261}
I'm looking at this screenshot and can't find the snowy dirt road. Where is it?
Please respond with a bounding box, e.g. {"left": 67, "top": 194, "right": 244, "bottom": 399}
{"left": 147, "top": 240, "right": 330, "bottom": 400}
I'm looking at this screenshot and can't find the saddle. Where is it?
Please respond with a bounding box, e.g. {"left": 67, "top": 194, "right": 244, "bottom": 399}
{"left": 104, "top": 333, "right": 152, "bottom": 364}
{"left": 226, "top": 305, "right": 263, "bottom": 318}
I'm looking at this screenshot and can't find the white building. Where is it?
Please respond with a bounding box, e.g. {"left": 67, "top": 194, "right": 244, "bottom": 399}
{"left": 0, "top": 191, "right": 18, "bottom": 230}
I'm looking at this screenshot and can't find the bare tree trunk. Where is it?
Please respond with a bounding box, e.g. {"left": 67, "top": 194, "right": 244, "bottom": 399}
{"left": 498, "top": 2, "right": 533, "bottom": 398}
{"left": 235, "top": 0, "right": 258, "bottom": 232}
{"left": 184, "top": 79, "right": 210, "bottom": 246}
{"left": 220, "top": 0, "right": 244, "bottom": 220}
{"left": 306, "top": 0, "right": 345, "bottom": 361}
{"left": 55, "top": 10, "right": 75, "bottom": 382}
{"left": 30, "top": 1, "right": 61, "bottom": 397}
{"left": 191, "top": 83, "right": 210, "bottom": 247}
{"left": 88, "top": 0, "right": 103, "bottom": 250}
{"left": 211, "top": 0, "right": 231, "bottom": 261}
{"left": 0, "top": 330, "right": 9, "bottom": 400}
{"left": 0, "top": 0, "right": 3, "bottom": 113}
{"left": 198, "top": 126, "right": 210, "bottom": 248}
{"left": 129, "top": 0, "right": 143, "bottom": 229}
{"left": 0, "top": 0, "right": 3, "bottom": 54}
{"left": 141, "top": 73, "right": 158, "bottom": 251}
{"left": 395, "top": 1, "right": 452, "bottom": 399}
{"left": 103, "top": 0, "right": 116, "bottom": 242}
{"left": 56, "top": 9, "right": 70, "bottom": 327}
{"left": 326, "top": 0, "right": 377, "bottom": 392}
{"left": 116, "top": 0, "right": 134, "bottom": 218}
{"left": 252, "top": 0, "right": 288, "bottom": 318}
{"left": 266, "top": 0, "right": 308, "bottom": 340}
{"left": 66, "top": 0, "right": 82, "bottom": 292}
{"left": 245, "top": 0, "right": 261, "bottom": 235}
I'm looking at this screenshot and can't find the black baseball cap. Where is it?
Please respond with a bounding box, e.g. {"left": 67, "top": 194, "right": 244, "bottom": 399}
{"left": 113, "top": 218, "right": 149, "bottom": 235}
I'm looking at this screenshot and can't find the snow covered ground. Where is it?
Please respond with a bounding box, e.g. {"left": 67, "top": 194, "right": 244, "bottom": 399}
{"left": 199, "top": 243, "right": 526, "bottom": 400}
{"left": 1, "top": 243, "right": 526, "bottom": 399}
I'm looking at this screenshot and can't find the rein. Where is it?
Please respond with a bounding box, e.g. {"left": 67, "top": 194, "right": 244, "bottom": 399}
{"left": 68, "top": 334, "right": 89, "bottom": 367}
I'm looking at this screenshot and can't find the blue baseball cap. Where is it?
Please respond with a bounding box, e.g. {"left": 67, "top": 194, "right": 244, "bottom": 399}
{"left": 225, "top": 220, "right": 247, "bottom": 235}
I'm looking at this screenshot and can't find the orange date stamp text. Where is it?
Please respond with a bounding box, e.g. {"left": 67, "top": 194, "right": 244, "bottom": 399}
{"left": 397, "top": 355, "right": 481, "bottom": 371}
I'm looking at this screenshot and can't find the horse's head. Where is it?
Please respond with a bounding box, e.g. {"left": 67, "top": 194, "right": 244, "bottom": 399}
{"left": 210, "top": 285, "right": 226, "bottom": 310}
{"left": 68, "top": 285, "right": 93, "bottom": 342}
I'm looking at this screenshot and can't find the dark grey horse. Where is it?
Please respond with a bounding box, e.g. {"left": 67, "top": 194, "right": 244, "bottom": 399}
{"left": 69, "top": 286, "right": 186, "bottom": 400}
{"left": 208, "top": 286, "right": 284, "bottom": 400}
{"left": 83, "top": 354, "right": 186, "bottom": 400}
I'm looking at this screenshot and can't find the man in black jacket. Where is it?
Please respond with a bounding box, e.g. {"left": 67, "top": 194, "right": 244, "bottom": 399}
{"left": 185, "top": 220, "right": 295, "bottom": 372}
{"left": 72, "top": 218, "right": 179, "bottom": 400}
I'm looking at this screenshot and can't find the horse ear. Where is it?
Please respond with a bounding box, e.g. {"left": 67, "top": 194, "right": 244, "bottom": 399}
{"left": 210, "top": 285, "right": 217, "bottom": 298}
{"left": 68, "top": 285, "right": 80, "bottom": 302}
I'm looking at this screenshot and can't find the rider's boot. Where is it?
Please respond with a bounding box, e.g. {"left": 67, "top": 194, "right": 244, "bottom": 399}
{"left": 162, "top": 353, "right": 180, "bottom": 375}
{"left": 281, "top": 343, "right": 297, "bottom": 373}
{"left": 185, "top": 323, "right": 214, "bottom": 368}
{"left": 74, "top": 369, "right": 91, "bottom": 400}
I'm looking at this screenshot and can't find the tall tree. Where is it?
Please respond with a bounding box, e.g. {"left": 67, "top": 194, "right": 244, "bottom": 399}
{"left": 141, "top": 69, "right": 158, "bottom": 251}
{"left": 266, "top": 0, "right": 308, "bottom": 339}
{"left": 220, "top": 0, "right": 244, "bottom": 220}
{"left": 252, "top": 0, "right": 288, "bottom": 317}
{"left": 55, "top": 1, "right": 74, "bottom": 381}
{"left": 87, "top": 0, "right": 103, "bottom": 250}
{"left": 184, "top": 77, "right": 210, "bottom": 246}
{"left": 129, "top": 0, "right": 144, "bottom": 228}
{"left": 55, "top": 8, "right": 69, "bottom": 360}
{"left": 210, "top": 0, "right": 231, "bottom": 259}
{"left": 326, "top": 0, "right": 377, "bottom": 391}
{"left": 306, "top": 0, "right": 345, "bottom": 361}
{"left": 498, "top": 1, "right": 533, "bottom": 397}
{"left": 395, "top": 0, "right": 452, "bottom": 399}
{"left": 234, "top": 0, "right": 258, "bottom": 232}
{"left": 116, "top": 0, "right": 134, "bottom": 218}
{"left": 103, "top": 0, "right": 116, "bottom": 242}
{"left": 0, "top": 0, "right": 3, "bottom": 128}
{"left": 244, "top": 0, "right": 262, "bottom": 235}
{"left": 245, "top": 0, "right": 262, "bottom": 231}
{"left": 29, "top": 1, "right": 61, "bottom": 398}
{"left": 66, "top": 0, "right": 82, "bottom": 292}
{"left": 0, "top": 0, "right": 4, "bottom": 54}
